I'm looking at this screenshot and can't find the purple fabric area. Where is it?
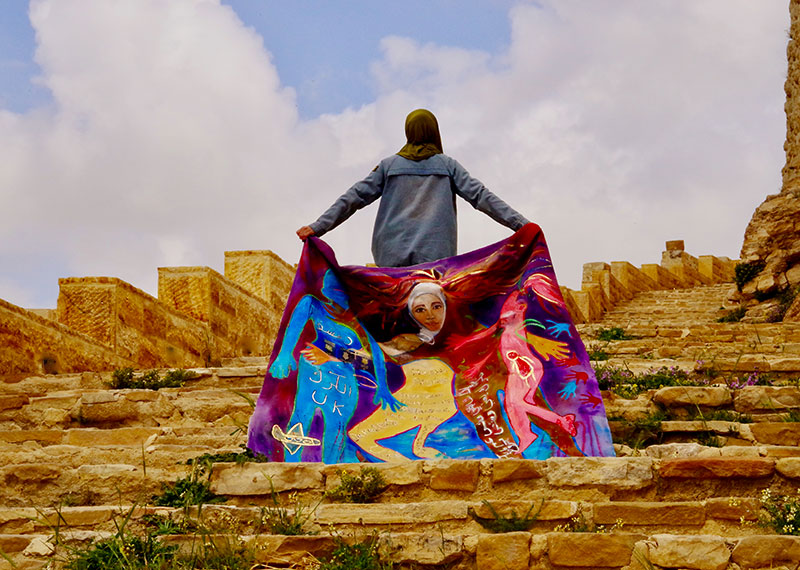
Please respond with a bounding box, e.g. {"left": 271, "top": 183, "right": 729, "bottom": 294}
{"left": 247, "top": 223, "right": 615, "bottom": 463}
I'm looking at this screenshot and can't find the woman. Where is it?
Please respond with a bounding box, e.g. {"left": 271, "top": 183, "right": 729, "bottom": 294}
{"left": 296, "top": 109, "right": 529, "bottom": 267}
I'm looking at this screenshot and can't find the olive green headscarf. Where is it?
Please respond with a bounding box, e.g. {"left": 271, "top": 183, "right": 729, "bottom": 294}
{"left": 397, "top": 109, "right": 443, "bottom": 161}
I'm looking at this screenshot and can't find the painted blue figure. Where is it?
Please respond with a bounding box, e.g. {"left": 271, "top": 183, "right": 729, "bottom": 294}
{"left": 269, "top": 270, "right": 400, "bottom": 463}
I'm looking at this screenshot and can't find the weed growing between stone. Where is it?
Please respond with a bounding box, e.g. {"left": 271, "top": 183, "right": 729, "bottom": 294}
{"left": 319, "top": 533, "right": 392, "bottom": 570}
{"left": 717, "top": 306, "right": 747, "bottom": 323}
{"left": 467, "top": 499, "right": 543, "bottom": 532}
{"left": 187, "top": 444, "right": 269, "bottom": 467}
{"left": 259, "top": 480, "right": 320, "bottom": 536}
{"left": 758, "top": 487, "right": 800, "bottom": 535}
{"left": 595, "top": 327, "right": 634, "bottom": 341}
{"left": 152, "top": 463, "right": 226, "bottom": 508}
{"left": 734, "top": 260, "right": 766, "bottom": 292}
{"left": 110, "top": 368, "right": 198, "bottom": 390}
{"left": 594, "top": 364, "right": 695, "bottom": 399}
{"left": 553, "top": 509, "right": 624, "bottom": 533}
{"left": 609, "top": 410, "right": 667, "bottom": 450}
{"left": 325, "top": 467, "right": 387, "bottom": 504}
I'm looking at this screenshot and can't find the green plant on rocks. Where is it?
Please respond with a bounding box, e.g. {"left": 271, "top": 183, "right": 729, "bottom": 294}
{"left": 759, "top": 487, "right": 800, "bottom": 535}
{"left": 594, "top": 364, "right": 696, "bottom": 399}
{"left": 187, "top": 444, "right": 269, "bottom": 467}
{"left": 152, "top": 463, "right": 226, "bottom": 508}
{"left": 610, "top": 410, "right": 666, "bottom": 450}
{"left": 325, "top": 467, "right": 387, "bottom": 504}
{"left": 467, "top": 499, "right": 543, "bottom": 532}
{"left": 110, "top": 368, "right": 198, "bottom": 390}
{"left": 319, "top": 533, "right": 392, "bottom": 570}
{"left": 595, "top": 327, "right": 633, "bottom": 341}
{"left": 553, "top": 509, "right": 624, "bottom": 533}
{"left": 717, "top": 306, "right": 747, "bottom": 323}
{"left": 259, "top": 479, "right": 320, "bottom": 536}
{"left": 734, "top": 260, "right": 766, "bottom": 292}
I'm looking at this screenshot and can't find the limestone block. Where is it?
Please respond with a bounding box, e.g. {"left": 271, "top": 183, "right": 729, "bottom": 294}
{"left": 427, "top": 459, "right": 480, "bottom": 491}
{"left": 470, "top": 500, "right": 577, "bottom": 521}
{"left": 658, "top": 457, "right": 775, "bottom": 479}
{"left": 0, "top": 430, "right": 62, "bottom": 445}
{"left": 383, "top": 532, "right": 463, "bottom": 565}
{"left": 223, "top": 250, "right": 293, "bottom": 311}
{"left": 750, "top": 423, "right": 800, "bottom": 445}
{"left": 58, "top": 277, "right": 210, "bottom": 369}
{"left": 0, "top": 297, "right": 131, "bottom": 374}
{"left": 644, "top": 443, "right": 715, "bottom": 459}
{"left": 249, "top": 535, "right": 335, "bottom": 566}
{"left": 547, "top": 532, "right": 643, "bottom": 567}
{"left": 159, "top": 266, "right": 282, "bottom": 360}
{"left": 611, "top": 261, "right": 658, "bottom": 294}
{"left": 653, "top": 386, "right": 732, "bottom": 407}
{"left": 0, "top": 395, "right": 29, "bottom": 412}
{"left": 65, "top": 427, "right": 161, "bottom": 447}
{"left": 705, "top": 497, "right": 760, "bottom": 521}
{"left": 209, "top": 462, "right": 323, "bottom": 495}
{"left": 476, "top": 532, "right": 529, "bottom": 570}
{"left": 734, "top": 386, "right": 800, "bottom": 412}
{"left": 315, "top": 501, "right": 466, "bottom": 525}
{"left": 731, "top": 535, "right": 800, "bottom": 568}
{"left": 698, "top": 255, "right": 735, "bottom": 283}
{"left": 640, "top": 263, "right": 684, "bottom": 289}
{"left": 545, "top": 457, "right": 654, "bottom": 490}
{"left": 645, "top": 534, "right": 729, "bottom": 570}
{"left": 776, "top": 457, "right": 800, "bottom": 478}
{"left": 0, "top": 535, "right": 32, "bottom": 554}
{"left": 490, "top": 458, "right": 547, "bottom": 483}
{"left": 323, "top": 462, "right": 421, "bottom": 488}
{"left": 592, "top": 501, "right": 705, "bottom": 526}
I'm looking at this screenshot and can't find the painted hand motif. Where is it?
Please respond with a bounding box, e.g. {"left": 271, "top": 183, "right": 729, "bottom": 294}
{"left": 300, "top": 344, "right": 337, "bottom": 366}
{"left": 558, "top": 380, "right": 577, "bottom": 400}
{"left": 527, "top": 334, "right": 570, "bottom": 361}
{"left": 269, "top": 354, "right": 297, "bottom": 379}
{"left": 580, "top": 392, "right": 602, "bottom": 409}
{"left": 565, "top": 369, "right": 590, "bottom": 384}
{"left": 546, "top": 321, "right": 572, "bottom": 338}
{"left": 374, "top": 384, "right": 405, "bottom": 412}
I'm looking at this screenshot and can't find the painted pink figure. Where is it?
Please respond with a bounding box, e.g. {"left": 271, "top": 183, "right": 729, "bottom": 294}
{"left": 498, "top": 282, "right": 577, "bottom": 452}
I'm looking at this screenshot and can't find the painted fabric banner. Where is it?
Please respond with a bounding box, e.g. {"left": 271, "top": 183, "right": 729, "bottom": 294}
{"left": 248, "top": 223, "right": 615, "bottom": 463}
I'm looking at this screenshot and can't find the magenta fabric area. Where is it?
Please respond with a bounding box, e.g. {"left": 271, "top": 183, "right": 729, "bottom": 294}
{"left": 247, "top": 223, "right": 615, "bottom": 463}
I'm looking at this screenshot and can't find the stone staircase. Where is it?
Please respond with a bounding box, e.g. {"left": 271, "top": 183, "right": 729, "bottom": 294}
{"left": 2, "top": 286, "right": 800, "bottom": 569}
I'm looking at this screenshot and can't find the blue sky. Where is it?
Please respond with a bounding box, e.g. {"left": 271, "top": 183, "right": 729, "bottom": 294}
{"left": 0, "top": 1, "right": 791, "bottom": 308}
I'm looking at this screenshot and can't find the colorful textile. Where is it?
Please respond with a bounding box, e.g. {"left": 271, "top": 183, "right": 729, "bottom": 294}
{"left": 247, "top": 223, "right": 615, "bottom": 462}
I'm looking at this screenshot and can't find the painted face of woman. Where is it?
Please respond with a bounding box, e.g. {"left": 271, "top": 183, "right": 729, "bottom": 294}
{"left": 411, "top": 293, "right": 445, "bottom": 332}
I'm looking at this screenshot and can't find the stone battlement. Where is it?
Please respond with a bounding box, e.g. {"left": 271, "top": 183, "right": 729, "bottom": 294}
{"left": 561, "top": 239, "right": 736, "bottom": 324}
{"left": 0, "top": 250, "right": 293, "bottom": 376}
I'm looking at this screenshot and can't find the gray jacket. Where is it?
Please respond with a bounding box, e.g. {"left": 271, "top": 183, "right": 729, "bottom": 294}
{"left": 310, "top": 154, "right": 530, "bottom": 267}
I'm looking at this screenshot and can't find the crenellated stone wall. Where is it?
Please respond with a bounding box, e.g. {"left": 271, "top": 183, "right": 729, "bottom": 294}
{"left": 0, "top": 250, "right": 293, "bottom": 375}
{"left": 158, "top": 265, "right": 285, "bottom": 359}
{"left": 0, "top": 297, "right": 133, "bottom": 376}
{"left": 561, "top": 240, "right": 736, "bottom": 324}
{"left": 58, "top": 276, "right": 211, "bottom": 369}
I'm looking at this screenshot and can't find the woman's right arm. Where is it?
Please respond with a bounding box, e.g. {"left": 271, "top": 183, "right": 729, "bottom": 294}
{"left": 298, "top": 161, "right": 387, "bottom": 239}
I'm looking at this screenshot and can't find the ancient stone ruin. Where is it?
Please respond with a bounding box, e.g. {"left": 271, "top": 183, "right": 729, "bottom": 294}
{"left": 1, "top": 2, "right": 800, "bottom": 569}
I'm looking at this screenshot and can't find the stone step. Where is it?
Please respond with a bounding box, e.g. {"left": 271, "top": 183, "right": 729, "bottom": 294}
{"left": 0, "top": 366, "right": 267, "bottom": 397}
{"left": 0, "top": 386, "right": 261, "bottom": 430}
{"left": 0, "top": 456, "right": 796, "bottom": 509}
{"left": 1, "top": 529, "right": 797, "bottom": 570}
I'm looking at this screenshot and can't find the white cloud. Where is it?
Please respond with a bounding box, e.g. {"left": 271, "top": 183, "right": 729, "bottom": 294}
{"left": 0, "top": 0, "right": 789, "bottom": 308}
